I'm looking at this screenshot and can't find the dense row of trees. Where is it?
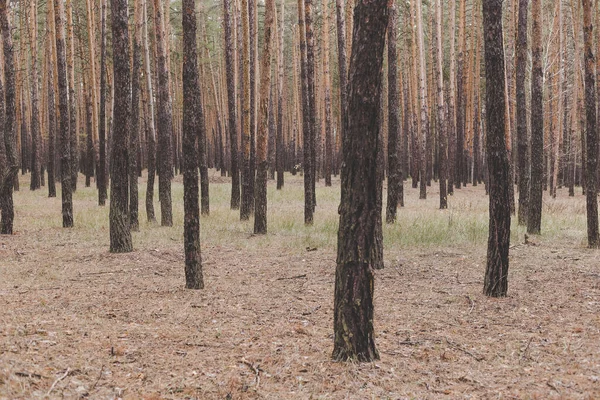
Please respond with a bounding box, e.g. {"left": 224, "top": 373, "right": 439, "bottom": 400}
{"left": 0, "top": 0, "right": 599, "bottom": 361}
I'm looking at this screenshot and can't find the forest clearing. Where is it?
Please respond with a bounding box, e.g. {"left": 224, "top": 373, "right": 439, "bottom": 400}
{"left": 1, "top": 173, "right": 600, "bottom": 399}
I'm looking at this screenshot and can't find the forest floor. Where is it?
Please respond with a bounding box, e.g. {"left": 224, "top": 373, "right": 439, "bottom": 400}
{"left": 1, "top": 171, "right": 600, "bottom": 399}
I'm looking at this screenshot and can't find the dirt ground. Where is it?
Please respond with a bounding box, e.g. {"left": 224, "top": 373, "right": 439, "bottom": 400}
{"left": 1, "top": 174, "right": 600, "bottom": 399}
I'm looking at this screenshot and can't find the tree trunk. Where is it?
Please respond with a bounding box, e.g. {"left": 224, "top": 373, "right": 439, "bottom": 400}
{"left": 516, "top": 0, "right": 529, "bottom": 225}
{"left": 253, "top": 0, "right": 276, "bottom": 234}
{"left": 415, "top": 0, "right": 429, "bottom": 200}
{"left": 276, "top": 0, "right": 285, "bottom": 190}
{"left": 153, "top": 0, "right": 173, "bottom": 227}
{"left": 336, "top": 0, "right": 348, "bottom": 166}
{"left": 142, "top": 0, "right": 156, "bottom": 221}
{"left": 435, "top": 0, "right": 447, "bottom": 209}
{"left": 46, "top": 26, "right": 57, "bottom": 199}
{"left": 386, "top": 1, "right": 400, "bottom": 222}
{"left": 224, "top": 0, "right": 240, "bottom": 210}
{"left": 29, "top": 0, "right": 41, "bottom": 191}
{"left": 323, "top": 0, "right": 333, "bottom": 187}
{"left": 54, "top": 0, "right": 73, "bottom": 228}
{"left": 130, "top": 0, "right": 143, "bottom": 232}
{"left": 582, "top": 0, "right": 599, "bottom": 247}
{"left": 0, "top": 0, "right": 16, "bottom": 234}
{"left": 456, "top": 0, "right": 466, "bottom": 190}
{"left": 98, "top": 0, "right": 108, "bottom": 206}
{"left": 482, "top": 0, "right": 511, "bottom": 298}
{"left": 240, "top": 0, "right": 252, "bottom": 221}
{"left": 332, "top": 0, "right": 388, "bottom": 363}
{"left": 182, "top": 0, "right": 204, "bottom": 289}
{"left": 66, "top": 0, "right": 77, "bottom": 192}
{"left": 528, "top": 0, "right": 543, "bottom": 235}
{"left": 447, "top": 0, "right": 457, "bottom": 195}
{"left": 305, "top": 0, "right": 317, "bottom": 214}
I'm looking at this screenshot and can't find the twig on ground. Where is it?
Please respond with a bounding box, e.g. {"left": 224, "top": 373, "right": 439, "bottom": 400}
{"left": 302, "top": 305, "right": 321, "bottom": 316}
{"left": 520, "top": 338, "right": 533, "bottom": 361}
{"left": 547, "top": 381, "right": 560, "bottom": 393}
{"left": 241, "top": 359, "right": 260, "bottom": 389}
{"left": 445, "top": 338, "right": 484, "bottom": 361}
{"left": 15, "top": 371, "right": 43, "bottom": 379}
{"left": 90, "top": 365, "right": 104, "bottom": 391}
{"left": 276, "top": 274, "right": 307, "bottom": 281}
{"left": 465, "top": 295, "right": 475, "bottom": 314}
{"left": 47, "top": 368, "right": 70, "bottom": 397}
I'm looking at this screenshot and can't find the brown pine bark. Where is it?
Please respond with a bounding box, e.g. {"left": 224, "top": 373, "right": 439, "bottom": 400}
{"left": 66, "top": 0, "right": 77, "bottom": 192}
{"left": 29, "top": 0, "right": 41, "bottom": 191}
{"left": 456, "top": 0, "right": 466, "bottom": 190}
{"left": 109, "top": 0, "right": 133, "bottom": 252}
{"left": 415, "top": 0, "right": 429, "bottom": 200}
{"left": 482, "top": 0, "right": 511, "bottom": 298}
{"left": 0, "top": 0, "right": 17, "bottom": 234}
{"left": 528, "top": 0, "right": 543, "bottom": 235}
{"left": 447, "top": 0, "right": 457, "bottom": 195}
{"left": 46, "top": 25, "right": 57, "bottom": 199}
{"left": 386, "top": 1, "right": 400, "bottom": 223}
{"left": 336, "top": 0, "right": 348, "bottom": 164}
{"left": 276, "top": 0, "right": 285, "bottom": 190}
{"left": 129, "top": 0, "right": 143, "bottom": 232}
{"left": 332, "top": 0, "right": 388, "bottom": 363}
{"left": 435, "top": 0, "right": 447, "bottom": 209}
{"left": 54, "top": 0, "right": 73, "bottom": 228}
{"left": 182, "top": 0, "right": 204, "bottom": 289}
{"left": 98, "top": 0, "right": 108, "bottom": 206}
{"left": 142, "top": 0, "right": 156, "bottom": 221}
{"left": 516, "top": 0, "right": 529, "bottom": 225}
{"left": 582, "top": 0, "right": 599, "bottom": 247}
{"left": 153, "top": 0, "right": 173, "bottom": 227}
{"left": 240, "top": 0, "right": 252, "bottom": 221}
{"left": 253, "top": 0, "right": 276, "bottom": 234}
{"left": 305, "top": 0, "right": 317, "bottom": 213}
{"left": 224, "top": 0, "right": 240, "bottom": 210}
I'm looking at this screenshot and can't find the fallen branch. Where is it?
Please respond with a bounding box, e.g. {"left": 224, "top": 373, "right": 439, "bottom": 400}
{"left": 15, "top": 371, "right": 43, "bottom": 379}
{"left": 465, "top": 295, "right": 475, "bottom": 314}
{"left": 276, "top": 274, "right": 307, "bottom": 281}
{"left": 47, "top": 368, "right": 70, "bottom": 397}
{"left": 90, "top": 365, "right": 104, "bottom": 391}
{"left": 241, "top": 359, "right": 260, "bottom": 389}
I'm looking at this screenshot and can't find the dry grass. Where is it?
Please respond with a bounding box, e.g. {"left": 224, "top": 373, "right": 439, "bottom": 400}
{"left": 1, "top": 171, "right": 600, "bottom": 399}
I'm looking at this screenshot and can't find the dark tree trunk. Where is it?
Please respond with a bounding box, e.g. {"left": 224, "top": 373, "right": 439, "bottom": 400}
{"left": 276, "top": 0, "right": 285, "bottom": 190}
{"left": 224, "top": 0, "right": 240, "bottom": 210}
{"left": 482, "top": 0, "right": 511, "bottom": 298}
{"left": 85, "top": 82, "right": 94, "bottom": 188}
{"left": 332, "top": 0, "right": 388, "bottom": 362}
{"left": 528, "top": 0, "right": 543, "bottom": 235}
{"left": 109, "top": 0, "right": 133, "bottom": 253}
{"left": 516, "top": 0, "right": 529, "bottom": 226}
{"left": 253, "top": 0, "right": 275, "bottom": 235}
{"left": 154, "top": 0, "right": 173, "bottom": 227}
{"left": 386, "top": 2, "right": 400, "bottom": 223}
{"left": 0, "top": 1, "right": 14, "bottom": 234}
{"left": 305, "top": 0, "right": 317, "bottom": 215}
{"left": 182, "top": 0, "right": 204, "bottom": 289}
{"left": 248, "top": 0, "right": 256, "bottom": 215}
{"left": 336, "top": 0, "right": 348, "bottom": 166}
{"left": 47, "top": 31, "right": 57, "bottom": 199}
{"left": 435, "top": 0, "right": 447, "bottom": 209}
{"left": 66, "top": 0, "right": 77, "bottom": 193}
{"left": 298, "top": 0, "right": 314, "bottom": 224}
{"left": 54, "top": 0, "right": 74, "bottom": 228}
{"left": 142, "top": 0, "right": 156, "bottom": 222}
{"left": 130, "top": 0, "right": 142, "bottom": 232}
{"left": 29, "top": 0, "right": 41, "bottom": 191}
{"left": 583, "top": 0, "right": 599, "bottom": 247}
{"left": 98, "top": 0, "right": 108, "bottom": 206}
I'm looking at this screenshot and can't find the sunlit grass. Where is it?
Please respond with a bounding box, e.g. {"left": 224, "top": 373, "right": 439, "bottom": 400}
{"left": 12, "top": 170, "right": 589, "bottom": 253}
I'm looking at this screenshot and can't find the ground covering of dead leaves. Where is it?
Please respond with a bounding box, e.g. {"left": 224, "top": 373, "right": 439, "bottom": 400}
{"left": 1, "top": 174, "right": 600, "bottom": 399}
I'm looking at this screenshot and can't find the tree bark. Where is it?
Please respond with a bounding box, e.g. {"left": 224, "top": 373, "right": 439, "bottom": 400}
{"left": 54, "top": 0, "right": 74, "bottom": 228}
{"left": 98, "top": 0, "right": 108, "bottom": 206}
{"left": 386, "top": 2, "right": 400, "bottom": 222}
{"left": 415, "top": 0, "right": 430, "bottom": 200}
{"left": 482, "top": 0, "right": 511, "bottom": 298}
{"left": 46, "top": 26, "right": 57, "bottom": 199}
{"left": 435, "top": 0, "right": 447, "bottom": 209}
{"left": 253, "top": 0, "right": 276, "bottom": 234}
{"left": 153, "top": 0, "right": 173, "bottom": 227}
{"left": 29, "top": 0, "right": 41, "bottom": 191}
{"left": 182, "top": 0, "right": 204, "bottom": 289}
{"left": 109, "top": 0, "right": 133, "bottom": 253}
{"left": 516, "top": 0, "right": 529, "bottom": 225}
{"left": 528, "top": 0, "right": 543, "bottom": 235}
{"left": 142, "top": 0, "right": 156, "bottom": 221}
{"left": 130, "top": 0, "right": 143, "bottom": 232}
{"left": 332, "top": 0, "right": 388, "bottom": 363}
{"left": 582, "top": 0, "right": 599, "bottom": 247}
{"left": 276, "top": 0, "right": 285, "bottom": 190}
{"left": 224, "top": 0, "right": 240, "bottom": 210}
{"left": 240, "top": 0, "right": 252, "bottom": 221}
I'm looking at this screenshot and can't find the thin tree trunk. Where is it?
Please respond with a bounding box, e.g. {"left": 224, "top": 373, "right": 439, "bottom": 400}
{"left": 153, "top": 0, "right": 173, "bottom": 226}
{"left": 447, "top": 0, "right": 456, "bottom": 195}
{"left": 54, "top": 0, "right": 73, "bottom": 228}
{"left": 528, "top": 0, "right": 543, "bottom": 235}
{"left": 46, "top": 25, "right": 57, "bottom": 199}
{"left": 333, "top": 0, "right": 388, "bottom": 362}
{"left": 323, "top": 0, "right": 333, "bottom": 187}
{"left": 66, "top": 0, "right": 77, "bottom": 192}
{"left": 253, "top": 0, "right": 276, "bottom": 234}
{"left": 109, "top": 0, "right": 133, "bottom": 253}
{"left": 240, "top": 0, "right": 252, "bottom": 220}
{"left": 29, "top": 0, "right": 41, "bottom": 191}
{"left": 435, "top": 0, "right": 447, "bottom": 209}
{"left": 516, "top": 0, "right": 529, "bottom": 225}
{"left": 305, "top": 0, "right": 317, "bottom": 213}
{"left": 142, "top": 0, "right": 156, "bottom": 221}
{"left": 182, "top": 0, "right": 204, "bottom": 289}
{"left": 224, "top": 0, "right": 240, "bottom": 209}
{"left": 582, "top": 0, "right": 599, "bottom": 247}
{"left": 386, "top": 1, "right": 400, "bottom": 222}
{"left": 129, "top": 0, "right": 142, "bottom": 232}
{"left": 482, "top": 0, "right": 511, "bottom": 298}
{"left": 336, "top": 0, "right": 348, "bottom": 166}
{"left": 276, "top": 0, "right": 285, "bottom": 190}
{"left": 98, "top": 0, "right": 108, "bottom": 206}
{"left": 415, "top": 0, "right": 429, "bottom": 200}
